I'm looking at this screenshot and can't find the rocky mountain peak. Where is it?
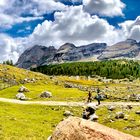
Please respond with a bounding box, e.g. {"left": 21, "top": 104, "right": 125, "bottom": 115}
{"left": 57, "top": 43, "right": 76, "bottom": 53}
{"left": 16, "top": 45, "right": 57, "bottom": 69}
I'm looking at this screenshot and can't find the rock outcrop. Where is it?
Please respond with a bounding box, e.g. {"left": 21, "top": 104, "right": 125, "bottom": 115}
{"left": 50, "top": 117, "right": 139, "bottom": 140}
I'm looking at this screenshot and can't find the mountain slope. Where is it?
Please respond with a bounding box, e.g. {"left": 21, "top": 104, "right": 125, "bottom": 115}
{"left": 99, "top": 39, "right": 140, "bottom": 60}
{"left": 16, "top": 43, "right": 107, "bottom": 69}
{"left": 16, "top": 45, "right": 57, "bottom": 69}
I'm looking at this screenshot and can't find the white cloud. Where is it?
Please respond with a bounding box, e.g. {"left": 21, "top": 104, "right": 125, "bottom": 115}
{"left": 0, "top": 14, "right": 44, "bottom": 29}
{"left": 28, "top": 6, "right": 121, "bottom": 48}
{"left": 58, "top": 0, "right": 82, "bottom": 3}
{"left": 119, "top": 16, "right": 140, "bottom": 41}
{"left": 83, "top": 0, "right": 125, "bottom": 17}
{"left": 0, "top": 0, "right": 66, "bottom": 29}
{"left": 129, "top": 25, "right": 140, "bottom": 41}
{"left": 0, "top": 34, "right": 20, "bottom": 63}
{"left": 31, "top": 0, "right": 66, "bottom": 16}
{"left": 0, "top": 0, "right": 139, "bottom": 64}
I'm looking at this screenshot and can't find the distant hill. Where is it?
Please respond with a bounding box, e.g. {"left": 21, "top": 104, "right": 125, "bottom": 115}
{"left": 16, "top": 39, "right": 140, "bottom": 69}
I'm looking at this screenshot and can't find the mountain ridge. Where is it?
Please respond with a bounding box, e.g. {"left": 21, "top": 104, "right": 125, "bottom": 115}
{"left": 16, "top": 39, "right": 140, "bottom": 69}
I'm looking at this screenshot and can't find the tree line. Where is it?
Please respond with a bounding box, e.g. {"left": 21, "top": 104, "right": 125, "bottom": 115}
{"left": 3, "top": 60, "right": 14, "bottom": 66}
{"left": 31, "top": 60, "right": 140, "bottom": 79}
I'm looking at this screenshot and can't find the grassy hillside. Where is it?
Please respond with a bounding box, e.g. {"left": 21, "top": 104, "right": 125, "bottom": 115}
{"left": 0, "top": 102, "right": 82, "bottom": 140}
{"left": 0, "top": 102, "right": 140, "bottom": 140}
{"left": 0, "top": 64, "right": 87, "bottom": 101}
{"left": 0, "top": 64, "right": 140, "bottom": 102}
{"left": 0, "top": 64, "right": 48, "bottom": 89}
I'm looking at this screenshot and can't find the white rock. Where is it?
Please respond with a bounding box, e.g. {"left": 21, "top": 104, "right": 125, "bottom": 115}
{"left": 18, "top": 86, "right": 29, "bottom": 92}
{"left": 89, "top": 114, "right": 99, "bottom": 121}
{"left": 63, "top": 111, "right": 73, "bottom": 117}
{"left": 16, "top": 93, "right": 26, "bottom": 100}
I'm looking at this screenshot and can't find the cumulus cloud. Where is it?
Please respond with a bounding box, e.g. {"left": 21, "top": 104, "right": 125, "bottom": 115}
{"left": 58, "top": 0, "right": 82, "bottom": 3}
{"left": 28, "top": 6, "right": 121, "bottom": 48}
{"left": 0, "top": 34, "right": 20, "bottom": 63}
{"left": 0, "top": 0, "right": 66, "bottom": 29}
{"left": 31, "top": 0, "right": 66, "bottom": 16}
{"left": 83, "top": 0, "right": 125, "bottom": 17}
{"left": 119, "top": 16, "right": 140, "bottom": 41}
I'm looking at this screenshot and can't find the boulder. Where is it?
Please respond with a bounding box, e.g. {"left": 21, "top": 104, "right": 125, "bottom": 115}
{"left": 63, "top": 111, "right": 73, "bottom": 117}
{"left": 87, "top": 103, "right": 97, "bottom": 110}
{"left": 115, "top": 112, "right": 125, "bottom": 119}
{"left": 64, "top": 83, "right": 73, "bottom": 88}
{"left": 89, "top": 114, "right": 99, "bottom": 121}
{"left": 127, "top": 105, "right": 132, "bottom": 110}
{"left": 18, "top": 86, "right": 29, "bottom": 92}
{"left": 40, "top": 91, "right": 52, "bottom": 98}
{"left": 135, "top": 111, "right": 140, "bottom": 114}
{"left": 50, "top": 117, "right": 139, "bottom": 140}
{"left": 107, "top": 106, "right": 116, "bottom": 111}
{"left": 16, "top": 93, "right": 26, "bottom": 100}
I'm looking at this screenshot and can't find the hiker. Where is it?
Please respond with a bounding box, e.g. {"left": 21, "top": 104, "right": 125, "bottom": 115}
{"left": 96, "top": 88, "right": 101, "bottom": 105}
{"left": 87, "top": 91, "right": 92, "bottom": 103}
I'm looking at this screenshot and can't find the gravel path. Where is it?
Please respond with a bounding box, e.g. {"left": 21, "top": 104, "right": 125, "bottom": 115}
{"left": 0, "top": 97, "right": 140, "bottom": 106}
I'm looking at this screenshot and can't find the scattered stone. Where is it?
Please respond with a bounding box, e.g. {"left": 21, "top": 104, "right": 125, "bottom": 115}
{"left": 123, "top": 117, "right": 128, "bottom": 121}
{"left": 40, "top": 91, "right": 52, "bottom": 98}
{"left": 108, "top": 105, "right": 116, "bottom": 111}
{"left": 16, "top": 93, "right": 26, "bottom": 100}
{"left": 127, "top": 105, "right": 133, "bottom": 110}
{"left": 135, "top": 111, "right": 140, "bottom": 114}
{"left": 63, "top": 111, "right": 73, "bottom": 117}
{"left": 110, "top": 119, "right": 114, "bottom": 123}
{"left": 128, "top": 94, "right": 140, "bottom": 101}
{"left": 115, "top": 112, "right": 125, "bottom": 119}
{"left": 18, "top": 86, "right": 29, "bottom": 92}
{"left": 64, "top": 83, "right": 73, "bottom": 88}
{"left": 89, "top": 114, "right": 99, "bottom": 121}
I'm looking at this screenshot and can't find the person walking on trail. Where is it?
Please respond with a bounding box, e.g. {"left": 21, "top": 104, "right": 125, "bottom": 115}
{"left": 96, "top": 88, "right": 101, "bottom": 105}
{"left": 87, "top": 91, "right": 92, "bottom": 103}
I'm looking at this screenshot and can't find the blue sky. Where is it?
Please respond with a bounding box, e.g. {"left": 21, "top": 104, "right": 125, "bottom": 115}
{"left": 0, "top": 0, "right": 140, "bottom": 62}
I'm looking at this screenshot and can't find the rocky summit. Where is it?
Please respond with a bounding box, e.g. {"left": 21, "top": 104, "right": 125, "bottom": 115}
{"left": 16, "top": 45, "right": 57, "bottom": 69}
{"left": 16, "top": 39, "right": 140, "bottom": 69}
